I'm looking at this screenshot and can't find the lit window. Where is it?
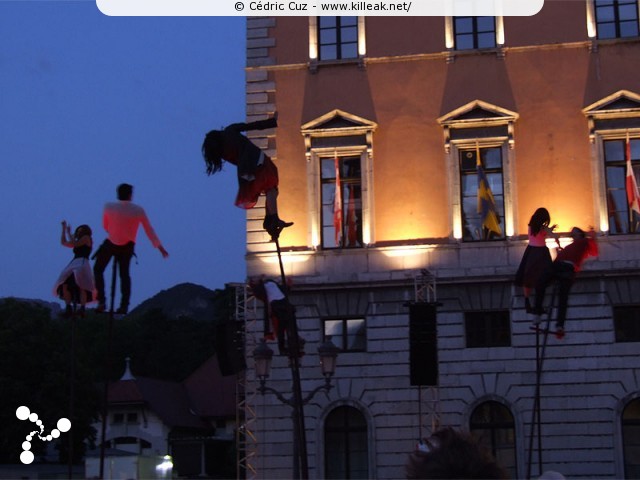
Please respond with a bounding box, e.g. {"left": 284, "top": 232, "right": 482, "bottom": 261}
{"left": 594, "top": 0, "right": 639, "bottom": 39}
{"left": 318, "top": 16, "right": 358, "bottom": 60}
{"left": 470, "top": 401, "right": 518, "bottom": 478}
{"left": 465, "top": 311, "right": 511, "bottom": 347}
{"left": 622, "top": 398, "right": 640, "bottom": 478}
{"left": 324, "top": 318, "right": 366, "bottom": 352}
{"left": 321, "top": 155, "right": 363, "bottom": 249}
{"left": 459, "top": 146, "right": 506, "bottom": 242}
{"left": 324, "top": 406, "right": 369, "bottom": 479}
{"left": 301, "top": 110, "right": 377, "bottom": 248}
{"left": 614, "top": 305, "right": 640, "bottom": 342}
{"left": 454, "top": 16, "right": 497, "bottom": 50}
{"left": 604, "top": 138, "right": 640, "bottom": 234}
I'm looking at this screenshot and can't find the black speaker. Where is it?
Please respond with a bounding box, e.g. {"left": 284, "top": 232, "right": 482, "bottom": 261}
{"left": 215, "top": 321, "right": 246, "bottom": 376}
{"left": 409, "top": 303, "right": 438, "bottom": 386}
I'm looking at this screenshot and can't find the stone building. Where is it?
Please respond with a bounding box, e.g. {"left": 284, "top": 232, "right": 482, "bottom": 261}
{"left": 238, "top": 5, "right": 640, "bottom": 478}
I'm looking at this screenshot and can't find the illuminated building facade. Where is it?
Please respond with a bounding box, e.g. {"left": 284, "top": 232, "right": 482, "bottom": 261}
{"left": 242, "top": 4, "right": 640, "bottom": 478}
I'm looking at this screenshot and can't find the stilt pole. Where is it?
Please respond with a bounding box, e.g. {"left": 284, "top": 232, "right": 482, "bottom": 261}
{"left": 526, "top": 285, "right": 557, "bottom": 479}
{"left": 99, "top": 260, "right": 117, "bottom": 479}
{"left": 273, "top": 237, "right": 309, "bottom": 479}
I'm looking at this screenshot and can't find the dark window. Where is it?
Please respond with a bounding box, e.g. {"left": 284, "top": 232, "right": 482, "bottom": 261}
{"left": 323, "top": 318, "right": 366, "bottom": 352}
{"left": 595, "top": 0, "right": 640, "bottom": 39}
{"left": 604, "top": 137, "right": 640, "bottom": 234}
{"left": 318, "top": 17, "right": 358, "bottom": 60}
{"left": 127, "top": 413, "right": 138, "bottom": 424}
{"left": 622, "top": 398, "right": 640, "bottom": 478}
{"left": 324, "top": 406, "right": 369, "bottom": 479}
{"left": 614, "top": 305, "right": 640, "bottom": 342}
{"left": 454, "top": 16, "right": 496, "bottom": 50}
{"left": 460, "top": 146, "right": 505, "bottom": 241}
{"left": 470, "top": 401, "right": 517, "bottom": 478}
{"left": 112, "top": 413, "right": 124, "bottom": 424}
{"left": 321, "top": 155, "right": 363, "bottom": 249}
{"left": 465, "top": 311, "right": 511, "bottom": 347}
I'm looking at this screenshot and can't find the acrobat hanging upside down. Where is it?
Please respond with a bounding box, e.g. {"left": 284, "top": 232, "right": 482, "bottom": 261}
{"left": 202, "top": 113, "right": 293, "bottom": 240}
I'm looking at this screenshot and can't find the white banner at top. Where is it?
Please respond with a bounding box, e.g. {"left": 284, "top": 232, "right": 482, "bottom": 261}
{"left": 96, "top": 0, "right": 545, "bottom": 17}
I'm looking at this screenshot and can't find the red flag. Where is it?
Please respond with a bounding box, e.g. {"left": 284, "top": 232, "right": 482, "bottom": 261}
{"left": 626, "top": 136, "right": 640, "bottom": 216}
{"left": 333, "top": 155, "right": 343, "bottom": 246}
{"left": 347, "top": 185, "right": 357, "bottom": 246}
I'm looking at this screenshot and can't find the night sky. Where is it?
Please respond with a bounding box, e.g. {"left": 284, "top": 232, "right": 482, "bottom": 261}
{"left": 0, "top": 1, "right": 248, "bottom": 308}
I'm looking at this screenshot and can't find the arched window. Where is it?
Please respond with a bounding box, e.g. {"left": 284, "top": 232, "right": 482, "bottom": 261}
{"left": 622, "top": 398, "right": 640, "bottom": 478}
{"left": 469, "top": 400, "right": 517, "bottom": 478}
{"left": 324, "top": 405, "right": 368, "bottom": 479}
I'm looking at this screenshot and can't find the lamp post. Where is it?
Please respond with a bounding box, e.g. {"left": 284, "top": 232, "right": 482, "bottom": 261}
{"left": 253, "top": 337, "right": 340, "bottom": 479}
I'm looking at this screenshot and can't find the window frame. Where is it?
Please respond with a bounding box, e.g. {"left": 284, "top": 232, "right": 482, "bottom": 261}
{"left": 324, "top": 405, "right": 369, "bottom": 479}
{"left": 323, "top": 317, "right": 367, "bottom": 352}
{"left": 469, "top": 400, "right": 518, "bottom": 479}
{"left": 302, "top": 110, "right": 377, "bottom": 249}
{"left": 309, "top": 17, "right": 366, "bottom": 70}
{"left": 464, "top": 310, "right": 511, "bottom": 347}
{"left": 614, "top": 305, "right": 640, "bottom": 342}
{"left": 589, "top": 0, "right": 640, "bottom": 39}
{"left": 437, "top": 100, "right": 518, "bottom": 241}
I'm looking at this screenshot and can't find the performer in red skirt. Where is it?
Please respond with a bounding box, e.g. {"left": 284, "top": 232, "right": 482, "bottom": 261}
{"left": 202, "top": 113, "right": 293, "bottom": 240}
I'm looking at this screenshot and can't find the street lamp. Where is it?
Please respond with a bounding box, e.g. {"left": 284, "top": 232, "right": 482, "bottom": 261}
{"left": 252, "top": 337, "right": 340, "bottom": 479}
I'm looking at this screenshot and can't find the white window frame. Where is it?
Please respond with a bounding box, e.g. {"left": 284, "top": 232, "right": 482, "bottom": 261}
{"left": 438, "top": 100, "right": 518, "bottom": 240}
{"left": 301, "top": 110, "right": 376, "bottom": 249}
{"left": 583, "top": 89, "right": 640, "bottom": 233}
{"left": 309, "top": 16, "right": 366, "bottom": 71}
{"left": 445, "top": 16, "right": 505, "bottom": 51}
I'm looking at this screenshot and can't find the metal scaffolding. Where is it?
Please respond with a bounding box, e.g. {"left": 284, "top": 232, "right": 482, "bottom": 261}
{"left": 413, "top": 269, "right": 441, "bottom": 440}
{"left": 232, "top": 283, "right": 259, "bottom": 480}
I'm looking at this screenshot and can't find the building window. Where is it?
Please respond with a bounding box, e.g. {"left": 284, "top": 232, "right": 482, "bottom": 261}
{"left": 112, "top": 413, "right": 124, "bottom": 424}
{"left": 301, "top": 110, "right": 377, "bottom": 248}
{"left": 437, "top": 100, "right": 518, "bottom": 240}
{"left": 470, "top": 401, "right": 517, "bottom": 478}
{"left": 318, "top": 17, "right": 358, "bottom": 60}
{"left": 324, "top": 318, "right": 366, "bottom": 352}
{"left": 614, "top": 305, "right": 640, "bottom": 342}
{"left": 321, "top": 155, "right": 364, "bottom": 249}
{"left": 454, "top": 17, "right": 497, "bottom": 50}
{"left": 324, "top": 406, "right": 369, "bottom": 479}
{"left": 594, "top": 0, "right": 640, "bottom": 39}
{"left": 622, "top": 398, "right": 640, "bottom": 478}
{"left": 126, "top": 412, "right": 139, "bottom": 424}
{"left": 604, "top": 137, "right": 640, "bottom": 234}
{"left": 465, "top": 311, "right": 511, "bottom": 347}
{"left": 459, "top": 146, "right": 506, "bottom": 241}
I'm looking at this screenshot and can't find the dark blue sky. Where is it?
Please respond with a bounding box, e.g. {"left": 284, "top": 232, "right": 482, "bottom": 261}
{"left": 0, "top": 1, "right": 248, "bottom": 307}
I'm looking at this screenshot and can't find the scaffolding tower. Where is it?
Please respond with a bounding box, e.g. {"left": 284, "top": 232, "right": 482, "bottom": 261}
{"left": 232, "top": 283, "right": 259, "bottom": 480}
{"left": 413, "top": 269, "right": 441, "bottom": 439}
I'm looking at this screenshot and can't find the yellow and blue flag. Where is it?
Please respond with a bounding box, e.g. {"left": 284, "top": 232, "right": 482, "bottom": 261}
{"left": 476, "top": 147, "right": 502, "bottom": 236}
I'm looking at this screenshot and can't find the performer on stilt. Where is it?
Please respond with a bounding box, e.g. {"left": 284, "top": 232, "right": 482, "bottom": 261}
{"left": 249, "top": 277, "right": 304, "bottom": 356}
{"left": 53, "top": 221, "right": 96, "bottom": 318}
{"left": 93, "top": 183, "right": 169, "bottom": 315}
{"left": 201, "top": 113, "right": 293, "bottom": 240}
{"left": 514, "top": 207, "right": 559, "bottom": 315}
{"left": 533, "top": 227, "right": 598, "bottom": 338}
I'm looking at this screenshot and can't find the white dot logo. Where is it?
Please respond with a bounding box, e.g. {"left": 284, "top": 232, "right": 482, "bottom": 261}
{"left": 16, "top": 406, "right": 71, "bottom": 465}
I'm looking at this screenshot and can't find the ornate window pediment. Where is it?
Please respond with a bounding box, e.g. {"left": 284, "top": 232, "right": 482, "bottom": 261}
{"left": 583, "top": 90, "right": 640, "bottom": 142}
{"left": 438, "top": 100, "right": 519, "bottom": 153}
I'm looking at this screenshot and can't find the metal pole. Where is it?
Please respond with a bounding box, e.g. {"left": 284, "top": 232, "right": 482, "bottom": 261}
{"left": 99, "top": 259, "right": 117, "bottom": 479}
{"left": 68, "top": 307, "right": 76, "bottom": 479}
{"left": 274, "top": 237, "right": 309, "bottom": 479}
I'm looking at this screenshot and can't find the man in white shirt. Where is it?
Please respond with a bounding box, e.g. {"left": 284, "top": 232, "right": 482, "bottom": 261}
{"left": 93, "top": 183, "right": 168, "bottom": 314}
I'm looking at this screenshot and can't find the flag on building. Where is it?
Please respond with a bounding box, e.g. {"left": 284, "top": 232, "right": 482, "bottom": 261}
{"left": 333, "top": 155, "right": 343, "bottom": 246}
{"left": 346, "top": 185, "right": 358, "bottom": 246}
{"left": 625, "top": 136, "right": 640, "bottom": 216}
{"left": 476, "top": 147, "right": 502, "bottom": 236}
